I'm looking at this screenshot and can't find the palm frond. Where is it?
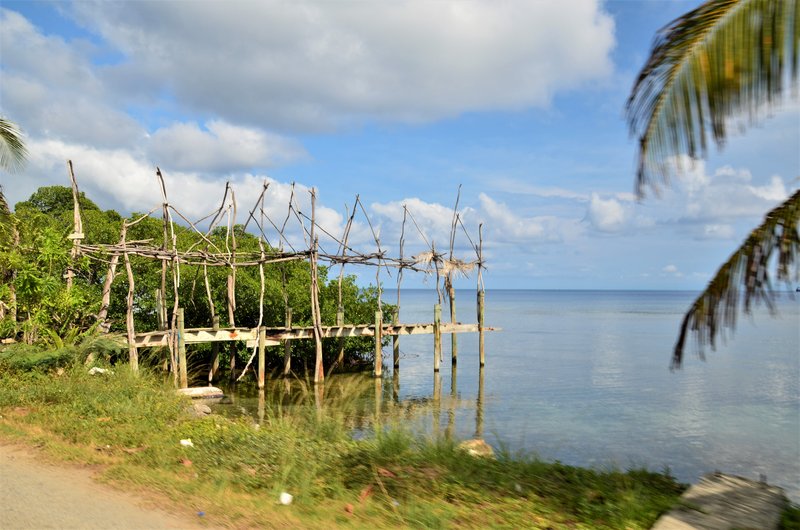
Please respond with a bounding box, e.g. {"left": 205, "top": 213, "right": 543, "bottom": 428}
{"left": 627, "top": 0, "right": 799, "bottom": 196}
{"left": 0, "top": 117, "right": 28, "bottom": 173}
{"left": 673, "top": 189, "right": 800, "bottom": 368}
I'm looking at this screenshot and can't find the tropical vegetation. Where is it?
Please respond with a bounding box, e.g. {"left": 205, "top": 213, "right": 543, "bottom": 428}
{"left": 626, "top": 0, "right": 800, "bottom": 367}
{"left": 0, "top": 183, "right": 385, "bottom": 378}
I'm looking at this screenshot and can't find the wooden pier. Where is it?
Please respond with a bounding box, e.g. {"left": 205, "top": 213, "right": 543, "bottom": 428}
{"left": 64, "top": 162, "right": 495, "bottom": 390}
{"left": 134, "top": 309, "right": 497, "bottom": 389}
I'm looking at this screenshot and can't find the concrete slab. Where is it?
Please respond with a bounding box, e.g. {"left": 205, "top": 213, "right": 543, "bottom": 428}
{"left": 652, "top": 472, "right": 787, "bottom": 530}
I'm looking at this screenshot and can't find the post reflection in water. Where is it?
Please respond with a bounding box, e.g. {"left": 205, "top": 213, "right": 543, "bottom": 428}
{"left": 475, "top": 367, "right": 485, "bottom": 439}
{"left": 445, "top": 365, "right": 457, "bottom": 440}
{"left": 392, "top": 368, "right": 400, "bottom": 404}
{"left": 432, "top": 371, "right": 442, "bottom": 437}
{"left": 374, "top": 376, "right": 383, "bottom": 421}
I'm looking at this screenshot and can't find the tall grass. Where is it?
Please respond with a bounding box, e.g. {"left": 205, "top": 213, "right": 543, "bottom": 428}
{"left": 0, "top": 365, "right": 685, "bottom": 529}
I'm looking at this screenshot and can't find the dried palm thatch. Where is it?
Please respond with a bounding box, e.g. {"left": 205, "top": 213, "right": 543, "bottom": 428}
{"left": 673, "top": 189, "right": 800, "bottom": 368}
{"left": 413, "top": 251, "right": 435, "bottom": 266}
{"left": 441, "top": 258, "right": 476, "bottom": 279}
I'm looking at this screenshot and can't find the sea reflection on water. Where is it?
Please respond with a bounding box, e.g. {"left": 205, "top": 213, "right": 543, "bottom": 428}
{"left": 212, "top": 290, "right": 799, "bottom": 501}
{"left": 213, "top": 365, "right": 487, "bottom": 444}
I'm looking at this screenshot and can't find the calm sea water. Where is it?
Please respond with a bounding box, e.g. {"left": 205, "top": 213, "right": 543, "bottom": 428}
{"left": 222, "top": 289, "right": 800, "bottom": 499}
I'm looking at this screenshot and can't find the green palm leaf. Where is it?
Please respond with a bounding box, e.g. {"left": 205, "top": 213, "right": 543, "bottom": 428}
{"left": 0, "top": 117, "right": 28, "bottom": 218}
{"left": 673, "top": 190, "right": 800, "bottom": 368}
{"left": 0, "top": 117, "right": 27, "bottom": 174}
{"left": 627, "top": 0, "right": 799, "bottom": 196}
{"left": 627, "top": 0, "right": 800, "bottom": 367}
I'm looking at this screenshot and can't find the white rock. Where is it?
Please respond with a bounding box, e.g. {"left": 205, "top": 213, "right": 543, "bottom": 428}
{"left": 279, "top": 492, "right": 293, "bottom": 505}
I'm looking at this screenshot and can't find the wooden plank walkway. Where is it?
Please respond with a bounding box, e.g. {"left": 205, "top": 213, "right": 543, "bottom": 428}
{"left": 651, "top": 473, "right": 787, "bottom": 530}
{"left": 133, "top": 322, "right": 498, "bottom": 348}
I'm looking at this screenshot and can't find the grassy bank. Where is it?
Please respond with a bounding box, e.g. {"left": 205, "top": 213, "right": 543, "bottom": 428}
{"left": 0, "top": 365, "right": 685, "bottom": 529}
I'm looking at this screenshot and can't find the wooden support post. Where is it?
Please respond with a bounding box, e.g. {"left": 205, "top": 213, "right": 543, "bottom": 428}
{"left": 309, "top": 191, "right": 324, "bottom": 385}
{"left": 392, "top": 308, "right": 400, "bottom": 369}
{"left": 121, "top": 224, "right": 138, "bottom": 375}
{"left": 476, "top": 366, "right": 485, "bottom": 439}
{"left": 208, "top": 315, "right": 220, "bottom": 385}
{"left": 448, "top": 281, "right": 457, "bottom": 364}
{"left": 336, "top": 306, "right": 345, "bottom": 366}
{"left": 433, "top": 303, "right": 442, "bottom": 372}
{"left": 227, "top": 272, "right": 237, "bottom": 381}
{"left": 283, "top": 307, "right": 292, "bottom": 376}
{"left": 177, "top": 307, "right": 187, "bottom": 389}
{"left": 477, "top": 290, "right": 485, "bottom": 367}
{"left": 66, "top": 161, "right": 83, "bottom": 292}
{"left": 432, "top": 371, "right": 441, "bottom": 437}
{"left": 374, "top": 310, "right": 383, "bottom": 377}
{"left": 257, "top": 390, "right": 265, "bottom": 427}
{"left": 257, "top": 326, "right": 266, "bottom": 390}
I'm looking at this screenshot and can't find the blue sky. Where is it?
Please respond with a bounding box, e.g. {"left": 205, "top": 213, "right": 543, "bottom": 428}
{"left": 1, "top": 0, "right": 798, "bottom": 290}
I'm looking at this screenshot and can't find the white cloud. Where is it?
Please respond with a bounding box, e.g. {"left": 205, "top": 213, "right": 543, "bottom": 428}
{"left": 587, "top": 193, "right": 627, "bottom": 232}
{"left": 67, "top": 0, "right": 615, "bottom": 130}
{"left": 478, "top": 193, "right": 583, "bottom": 244}
{"left": 0, "top": 9, "right": 144, "bottom": 147}
{"left": 148, "top": 120, "right": 305, "bottom": 173}
{"left": 17, "top": 138, "right": 342, "bottom": 251}
{"left": 699, "top": 223, "right": 735, "bottom": 240}
{"left": 661, "top": 264, "right": 683, "bottom": 278}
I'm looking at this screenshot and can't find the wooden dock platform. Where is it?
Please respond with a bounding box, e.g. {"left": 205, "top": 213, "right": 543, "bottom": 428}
{"left": 651, "top": 472, "right": 787, "bottom": 530}
{"left": 133, "top": 322, "right": 497, "bottom": 348}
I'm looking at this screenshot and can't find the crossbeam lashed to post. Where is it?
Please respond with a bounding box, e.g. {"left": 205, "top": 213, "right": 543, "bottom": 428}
{"left": 65, "top": 160, "right": 495, "bottom": 388}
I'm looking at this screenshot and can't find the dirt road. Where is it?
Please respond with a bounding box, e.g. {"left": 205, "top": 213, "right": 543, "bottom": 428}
{"left": 0, "top": 443, "right": 208, "bottom": 529}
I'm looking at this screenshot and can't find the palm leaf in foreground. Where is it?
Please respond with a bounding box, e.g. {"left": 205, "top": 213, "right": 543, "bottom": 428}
{"left": 673, "top": 189, "right": 800, "bottom": 368}
{"left": 627, "top": 0, "right": 799, "bottom": 196}
{"left": 0, "top": 117, "right": 27, "bottom": 173}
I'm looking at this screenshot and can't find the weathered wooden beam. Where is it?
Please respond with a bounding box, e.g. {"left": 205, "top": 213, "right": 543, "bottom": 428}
{"left": 133, "top": 322, "right": 496, "bottom": 347}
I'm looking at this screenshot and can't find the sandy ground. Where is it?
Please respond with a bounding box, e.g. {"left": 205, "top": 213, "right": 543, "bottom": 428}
{"left": 0, "top": 443, "right": 210, "bottom": 530}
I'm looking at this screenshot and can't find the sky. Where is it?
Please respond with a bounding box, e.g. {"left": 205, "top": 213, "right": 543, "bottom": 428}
{"left": 1, "top": 0, "right": 798, "bottom": 290}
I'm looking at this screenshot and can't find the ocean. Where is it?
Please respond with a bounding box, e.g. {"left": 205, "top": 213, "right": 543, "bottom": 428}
{"left": 382, "top": 289, "right": 800, "bottom": 500}
{"left": 219, "top": 289, "right": 800, "bottom": 500}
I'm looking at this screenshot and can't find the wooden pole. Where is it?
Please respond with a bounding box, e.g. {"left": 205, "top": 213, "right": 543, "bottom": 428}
{"left": 478, "top": 290, "right": 485, "bottom": 367}
{"left": 208, "top": 315, "right": 220, "bottom": 385}
{"left": 283, "top": 307, "right": 292, "bottom": 376}
{"left": 309, "top": 190, "right": 324, "bottom": 384}
{"left": 392, "top": 308, "right": 400, "bottom": 369}
{"left": 433, "top": 303, "right": 442, "bottom": 372}
{"left": 336, "top": 306, "right": 345, "bottom": 367}
{"left": 121, "top": 224, "right": 138, "bottom": 374}
{"left": 97, "top": 227, "right": 123, "bottom": 333}
{"left": 477, "top": 223, "right": 485, "bottom": 368}
{"left": 66, "top": 161, "right": 83, "bottom": 292}
{"left": 476, "top": 367, "right": 485, "bottom": 439}
{"left": 447, "top": 278, "right": 457, "bottom": 364}
{"left": 432, "top": 371, "right": 441, "bottom": 437}
{"left": 257, "top": 326, "right": 266, "bottom": 390}
{"left": 374, "top": 310, "right": 383, "bottom": 378}
{"left": 227, "top": 272, "right": 237, "bottom": 381}
{"left": 177, "top": 307, "right": 187, "bottom": 389}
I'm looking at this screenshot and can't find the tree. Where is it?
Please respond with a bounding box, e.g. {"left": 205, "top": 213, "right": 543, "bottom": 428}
{"left": 626, "top": 0, "right": 800, "bottom": 367}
